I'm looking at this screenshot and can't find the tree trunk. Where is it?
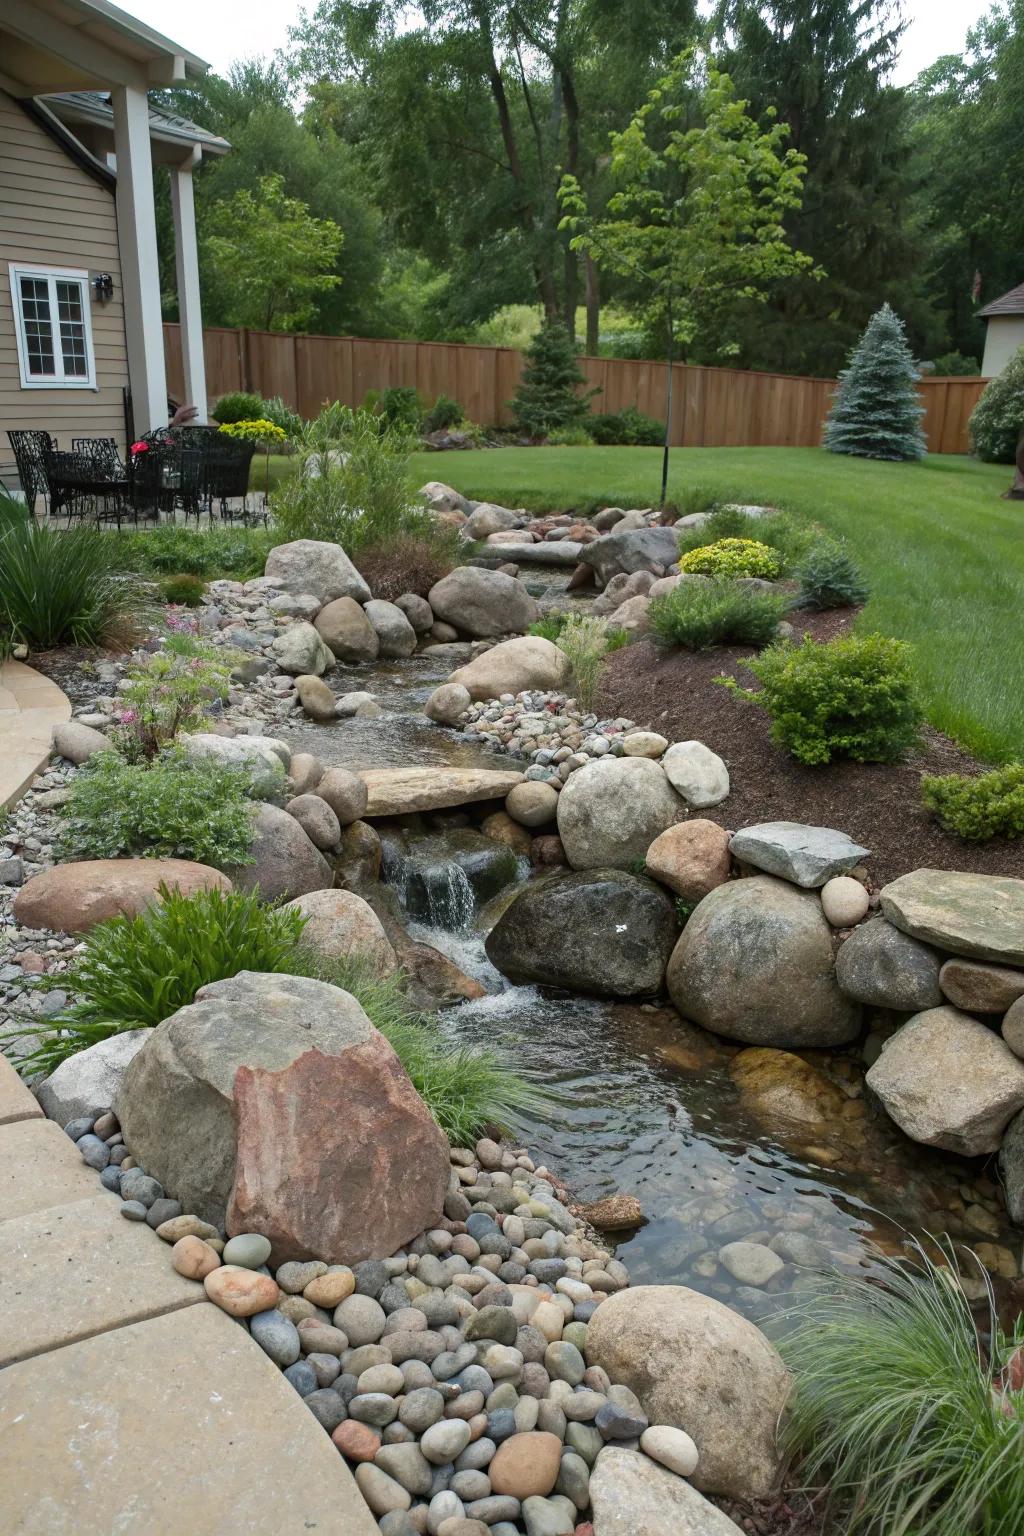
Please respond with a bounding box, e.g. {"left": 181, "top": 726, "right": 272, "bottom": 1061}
{"left": 585, "top": 254, "right": 600, "bottom": 355}
{"left": 1005, "top": 426, "right": 1024, "bottom": 500}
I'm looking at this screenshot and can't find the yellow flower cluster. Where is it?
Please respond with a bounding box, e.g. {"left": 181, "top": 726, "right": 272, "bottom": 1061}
{"left": 679, "top": 537, "right": 782, "bottom": 579}
{"left": 217, "top": 419, "right": 288, "bottom": 444}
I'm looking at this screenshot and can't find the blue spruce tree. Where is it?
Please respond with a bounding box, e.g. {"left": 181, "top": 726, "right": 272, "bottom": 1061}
{"left": 823, "top": 304, "right": 926, "bottom": 461}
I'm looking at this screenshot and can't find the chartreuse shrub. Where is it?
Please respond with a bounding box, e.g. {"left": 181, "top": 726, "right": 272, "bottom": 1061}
{"left": 722, "top": 632, "right": 921, "bottom": 765}
{"left": 679, "top": 537, "right": 783, "bottom": 579}
{"left": 676, "top": 507, "right": 816, "bottom": 572}
{"left": 780, "top": 1240, "right": 1024, "bottom": 1536}
{"left": 8, "top": 887, "right": 306, "bottom": 1076}
{"left": 921, "top": 763, "right": 1024, "bottom": 840}
{"left": 650, "top": 579, "right": 789, "bottom": 651}
{"left": 58, "top": 750, "right": 256, "bottom": 867}
{"left": 795, "top": 541, "right": 869, "bottom": 610}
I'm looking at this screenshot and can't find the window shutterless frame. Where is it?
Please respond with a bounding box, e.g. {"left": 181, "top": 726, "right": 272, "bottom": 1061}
{"left": 8, "top": 263, "right": 97, "bottom": 390}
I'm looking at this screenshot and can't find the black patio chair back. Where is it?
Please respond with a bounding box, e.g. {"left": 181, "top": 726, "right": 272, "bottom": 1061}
{"left": 127, "top": 439, "right": 175, "bottom": 519}
{"left": 72, "top": 437, "right": 126, "bottom": 479}
{"left": 8, "top": 430, "right": 54, "bottom": 511}
{"left": 42, "top": 448, "right": 99, "bottom": 523}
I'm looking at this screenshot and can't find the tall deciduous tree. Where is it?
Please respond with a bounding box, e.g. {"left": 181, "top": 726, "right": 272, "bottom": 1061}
{"left": 203, "top": 174, "right": 343, "bottom": 330}
{"left": 559, "top": 47, "right": 815, "bottom": 499}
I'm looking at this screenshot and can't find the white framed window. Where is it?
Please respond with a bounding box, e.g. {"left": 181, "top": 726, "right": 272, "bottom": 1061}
{"left": 8, "top": 264, "right": 97, "bottom": 390}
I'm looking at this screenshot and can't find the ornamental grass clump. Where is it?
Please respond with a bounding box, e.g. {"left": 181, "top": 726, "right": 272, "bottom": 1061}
{"left": 9, "top": 887, "right": 307, "bottom": 1077}
{"left": 679, "top": 536, "right": 782, "bottom": 579}
{"left": 721, "top": 631, "right": 921, "bottom": 765}
{"left": 556, "top": 613, "right": 623, "bottom": 709}
{"left": 921, "top": 762, "right": 1024, "bottom": 840}
{"left": 649, "top": 578, "right": 789, "bottom": 651}
{"left": 780, "top": 1239, "right": 1024, "bottom": 1536}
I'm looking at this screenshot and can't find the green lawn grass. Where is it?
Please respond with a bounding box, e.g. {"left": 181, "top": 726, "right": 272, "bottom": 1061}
{"left": 408, "top": 446, "right": 1022, "bottom": 763}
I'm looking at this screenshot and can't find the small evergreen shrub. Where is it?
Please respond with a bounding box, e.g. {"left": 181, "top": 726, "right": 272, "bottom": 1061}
{"left": 921, "top": 763, "right": 1024, "bottom": 840}
{"left": 160, "top": 573, "right": 206, "bottom": 607}
{"left": 510, "top": 322, "right": 597, "bottom": 438}
{"left": 59, "top": 751, "right": 256, "bottom": 867}
{"left": 423, "top": 394, "right": 464, "bottom": 433}
{"left": 823, "top": 303, "right": 927, "bottom": 461}
{"left": 586, "top": 407, "right": 665, "bottom": 446}
{"left": 969, "top": 345, "right": 1024, "bottom": 464}
{"left": 649, "top": 579, "right": 789, "bottom": 651}
{"left": 679, "top": 538, "right": 783, "bottom": 579}
{"left": 211, "top": 391, "right": 264, "bottom": 425}
{"left": 796, "top": 542, "right": 870, "bottom": 610}
{"left": 722, "top": 631, "right": 921, "bottom": 765}
{"left": 364, "top": 385, "right": 424, "bottom": 431}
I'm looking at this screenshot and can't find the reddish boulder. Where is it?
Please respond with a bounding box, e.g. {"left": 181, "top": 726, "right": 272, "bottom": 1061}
{"left": 13, "top": 858, "right": 231, "bottom": 934}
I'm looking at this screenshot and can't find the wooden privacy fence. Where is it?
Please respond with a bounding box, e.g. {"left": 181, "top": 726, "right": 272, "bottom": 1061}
{"left": 163, "top": 323, "right": 986, "bottom": 455}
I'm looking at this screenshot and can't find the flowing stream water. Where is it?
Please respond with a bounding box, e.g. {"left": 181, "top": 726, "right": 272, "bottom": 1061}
{"left": 295, "top": 644, "right": 1019, "bottom": 1325}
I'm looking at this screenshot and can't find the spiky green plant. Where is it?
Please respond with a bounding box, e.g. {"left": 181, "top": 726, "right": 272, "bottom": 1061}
{"left": 557, "top": 613, "right": 622, "bottom": 708}
{"left": 780, "top": 1239, "right": 1024, "bottom": 1536}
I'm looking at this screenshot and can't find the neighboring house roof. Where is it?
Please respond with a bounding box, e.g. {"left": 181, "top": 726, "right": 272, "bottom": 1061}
{"left": 43, "top": 89, "right": 230, "bottom": 155}
{"left": 978, "top": 282, "right": 1024, "bottom": 319}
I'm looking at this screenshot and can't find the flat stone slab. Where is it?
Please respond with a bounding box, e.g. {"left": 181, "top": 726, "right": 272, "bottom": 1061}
{"left": 484, "top": 540, "right": 584, "bottom": 566}
{"left": 0, "top": 1116, "right": 101, "bottom": 1219}
{"left": 0, "top": 1195, "right": 203, "bottom": 1366}
{"left": 0, "top": 660, "right": 71, "bottom": 808}
{"left": 0, "top": 1053, "right": 43, "bottom": 1126}
{"left": 881, "top": 868, "right": 1024, "bottom": 965}
{"left": 0, "top": 1304, "right": 378, "bottom": 1535}
{"left": 729, "top": 821, "right": 869, "bottom": 888}
{"left": 357, "top": 766, "right": 524, "bottom": 816}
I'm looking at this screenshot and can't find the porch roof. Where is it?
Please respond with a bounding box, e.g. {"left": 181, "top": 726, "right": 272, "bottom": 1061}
{"left": 0, "top": 0, "right": 209, "bottom": 96}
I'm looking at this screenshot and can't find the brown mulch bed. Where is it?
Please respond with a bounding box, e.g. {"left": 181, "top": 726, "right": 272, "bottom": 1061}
{"left": 596, "top": 610, "right": 1024, "bottom": 886}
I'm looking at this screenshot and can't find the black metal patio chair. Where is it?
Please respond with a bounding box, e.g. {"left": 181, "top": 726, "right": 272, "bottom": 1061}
{"left": 7, "top": 430, "right": 54, "bottom": 515}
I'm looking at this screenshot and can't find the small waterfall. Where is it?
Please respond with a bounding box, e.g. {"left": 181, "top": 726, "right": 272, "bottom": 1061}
{"left": 381, "top": 839, "right": 477, "bottom": 932}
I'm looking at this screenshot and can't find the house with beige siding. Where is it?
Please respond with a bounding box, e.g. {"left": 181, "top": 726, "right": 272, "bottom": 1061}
{"left": 979, "top": 282, "right": 1024, "bottom": 377}
{"left": 0, "top": 0, "right": 226, "bottom": 486}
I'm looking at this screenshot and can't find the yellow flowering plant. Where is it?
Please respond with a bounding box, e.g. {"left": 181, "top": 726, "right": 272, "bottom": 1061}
{"left": 217, "top": 419, "right": 288, "bottom": 446}
{"left": 679, "top": 537, "right": 782, "bottom": 579}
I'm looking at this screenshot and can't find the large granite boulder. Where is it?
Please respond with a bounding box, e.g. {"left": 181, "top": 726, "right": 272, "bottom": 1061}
{"left": 939, "top": 959, "right": 1024, "bottom": 1014}
{"left": 865, "top": 1006, "right": 1024, "bottom": 1154}
{"left": 36, "top": 1031, "right": 149, "bottom": 1124}
{"left": 286, "top": 889, "right": 398, "bottom": 977}
{"left": 880, "top": 869, "right": 1024, "bottom": 965}
{"left": 667, "top": 876, "right": 861, "bottom": 1047}
{"left": 661, "top": 742, "right": 730, "bottom": 809}
{"left": 427, "top": 567, "right": 539, "bottom": 638}
{"left": 228, "top": 804, "right": 333, "bottom": 902}
{"left": 645, "top": 820, "right": 732, "bottom": 902}
{"left": 265, "top": 540, "right": 371, "bottom": 605}
{"left": 13, "top": 858, "right": 231, "bottom": 934}
{"left": 589, "top": 1447, "right": 744, "bottom": 1536}
{"left": 580, "top": 527, "right": 681, "bottom": 585}
{"left": 178, "top": 732, "right": 289, "bottom": 801}
{"left": 484, "top": 870, "right": 677, "bottom": 998}
{"left": 419, "top": 480, "right": 471, "bottom": 515}
{"left": 363, "top": 599, "right": 417, "bottom": 659}
{"left": 835, "top": 918, "right": 943, "bottom": 1010}
{"left": 314, "top": 596, "right": 380, "bottom": 662}
{"left": 447, "top": 636, "right": 572, "bottom": 701}
{"left": 998, "top": 1109, "right": 1024, "bottom": 1224}
{"left": 271, "top": 622, "right": 335, "bottom": 677}
{"left": 556, "top": 757, "right": 688, "bottom": 871}
{"left": 729, "top": 822, "right": 870, "bottom": 889}
{"left": 464, "top": 502, "right": 520, "bottom": 539}
{"left": 116, "top": 971, "right": 449, "bottom": 1264}
{"left": 586, "top": 1286, "right": 790, "bottom": 1499}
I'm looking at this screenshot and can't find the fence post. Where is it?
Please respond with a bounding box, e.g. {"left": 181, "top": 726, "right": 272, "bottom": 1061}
{"left": 239, "top": 327, "right": 253, "bottom": 394}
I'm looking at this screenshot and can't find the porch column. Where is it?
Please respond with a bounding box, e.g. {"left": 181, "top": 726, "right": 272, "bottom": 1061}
{"left": 111, "top": 84, "right": 166, "bottom": 436}
{"left": 170, "top": 149, "right": 208, "bottom": 422}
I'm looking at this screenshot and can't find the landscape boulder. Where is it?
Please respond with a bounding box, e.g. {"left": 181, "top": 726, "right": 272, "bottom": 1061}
{"left": 427, "top": 567, "right": 539, "bottom": 638}
{"left": 484, "top": 870, "right": 677, "bottom": 998}
{"left": 585, "top": 1285, "right": 790, "bottom": 1499}
{"left": 505, "top": 781, "right": 558, "bottom": 828}
{"left": 13, "top": 858, "right": 231, "bottom": 934}
{"left": 265, "top": 539, "right": 371, "bottom": 605}
{"left": 589, "top": 1447, "right": 744, "bottom": 1536}
{"left": 464, "top": 502, "right": 520, "bottom": 539}
{"left": 667, "top": 876, "right": 861, "bottom": 1047}
{"left": 998, "top": 1109, "right": 1024, "bottom": 1224}
{"left": 581, "top": 526, "right": 682, "bottom": 585}
{"left": 228, "top": 804, "right": 333, "bottom": 903}
{"left": 939, "top": 959, "right": 1024, "bottom": 1014}
{"left": 728, "top": 822, "right": 869, "bottom": 888}
{"left": 645, "top": 820, "right": 731, "bottom": 902}
{"left": 284, "top": 794, "right": 341, "bottom": 851}
{"left": 661, "top": 741, "right": 730, "bottom": 809}
{"left": 116, "top": 971, "right": 449, "bottom": 1264}
{"left": 865, "top": 1006, "right": 1024, "bottom": 1154}
{"left": 556, "top": 757, "right": 688, "bottom": 870}
{"left": 419, "top": 480, "right": 471, "bottom": 515}
{"left": 363, "top": 599, "right": 417, "bottom": 659}
{"left": 315, "top": 766, "right": 369, "bottom": 826}
{"left": 425, "top": 682, "right": 471, "bottom": 725}
{"left": 357, "top": 766, "right": 523, "bottom": 817}
{"left": 179, "top": 731, "right": 289, "bottom": 800}
{"left": 880, "top": 868, "right": 1024, "bottom": 965}
{"left": 36, "top": 1031, "right": 149, "bottom": 1124}
{"left": 294, "top": 675, "right": 338, "bottom": 723}
{"left": 52, "top": 721, "right": 115, "bottom": 766}
{"left": 447, "top": 635, "right": 571, "bottom": 701}
{"left": 834, "top": 918, "right": 943, "bottom": 1011}
{"left": 286, "top": 889, "right": 398, "bottom": 976}
{"left": 271, "top": 622, "right": 335, "bottom": 678}
{"left": 314, "top": 597, "right": 380, "bottom": 662}
{"left": 395, "top": 593, "right": 434, "bottom": 635}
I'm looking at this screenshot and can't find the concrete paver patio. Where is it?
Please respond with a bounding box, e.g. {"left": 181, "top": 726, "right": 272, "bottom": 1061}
{"left": 0, "top": 659, "right": 71, "bottom": 808}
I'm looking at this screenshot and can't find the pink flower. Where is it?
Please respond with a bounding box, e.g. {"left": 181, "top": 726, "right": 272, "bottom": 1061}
{"left": 130, "top": 441, "right": 149, "bottom": 456}
{"left": 116, "top": 709, "right": 138, "bottom": 724}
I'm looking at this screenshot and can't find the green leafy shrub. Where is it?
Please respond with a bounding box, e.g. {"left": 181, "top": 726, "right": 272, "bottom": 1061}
{"left": 112, "top": 643, "right": 237, "bottom": 759}
{"left": 781, "top": 1239, "right": 1024, "bottom": 1536}
{"left": 931, "top": 351, "right": 980, "bottom": 377}
{"left": 211, "top": 390, "right": 264, "bottom": 425}
{"left": 160, "top": 573, "right": 206, "bottom": 607}
{"left": 556, "top": 614, "right": 623, "bottom": 708}
{"left": 10, "top": 887, "right": 306, "bottom": 1076}
{"left": 423, "top": 394, "right": 464, "bottom": 433}
{"left": 511, "top": 321, "right": 597, "bottom": 437}
{"left": 59, "top": 750, "right": 256, "bottom": 867}
{"left": 547, "top": 425, "right": 594, "bottom": 447}
{"left": 679, "top": 537, "right": 783, "bottom": 578}
{"left": 0, "top": 496, "right": 148, "bottom": 649}
{"left": 921, "top": 763, "right": 1024, "bottom": 840}
{"left": 260, "top": 395, "right": 302, "bottom": 438}
{"left": 364, "top": 385, "right": 424, "bottom": 431}
{"left": 118, "top": 525, "right": 275, "bottom": 579}
{"left": 796, "top": 541, "right": 870, "bottom": 610}
{"left": 969, "top": 345, "right": 1024, "bottom": 464}
{"left": 723, "top": 631, "right": 921, "bottom": 765}
{"left": 675, "top": 507, "right": 815, "bottom": 572}
{"left": 649, "top": 578, "right": 789, "bottom": 651}
{"left": 586, "top": 407, "right": 665, "bottom": 446}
